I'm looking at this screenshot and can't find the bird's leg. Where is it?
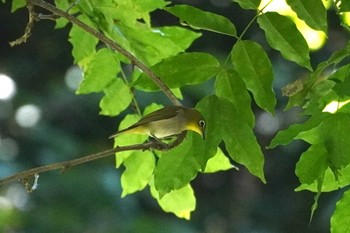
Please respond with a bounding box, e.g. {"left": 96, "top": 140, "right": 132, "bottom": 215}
{"left": 149, "top": 135, "right": 170, "bottom": 150}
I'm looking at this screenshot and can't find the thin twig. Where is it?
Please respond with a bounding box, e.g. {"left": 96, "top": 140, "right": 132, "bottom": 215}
{"left": 9, "top": 3, "right": 37, "bottom": 46}
{"left": 26, "top": 0, "right": 181, "bottom": 106}
{"left": 0, "top": 132, "right": 187, "bottom": 187}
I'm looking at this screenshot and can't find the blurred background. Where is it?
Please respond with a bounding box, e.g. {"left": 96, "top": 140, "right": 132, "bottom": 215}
{"left": 0, "top": 0, "right": 348, "bottom": 232}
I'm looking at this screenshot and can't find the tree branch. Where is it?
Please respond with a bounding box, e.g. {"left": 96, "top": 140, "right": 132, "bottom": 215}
{"left": 0, "top": 132, "right": 187, "bottom": 188}
{"left": 25, "top": 0, "right": 181, "bottom": 106}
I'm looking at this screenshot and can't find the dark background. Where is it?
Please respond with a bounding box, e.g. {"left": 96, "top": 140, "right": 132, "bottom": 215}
{"left": 0, "top": 0, "right": 348, "bottom": 232}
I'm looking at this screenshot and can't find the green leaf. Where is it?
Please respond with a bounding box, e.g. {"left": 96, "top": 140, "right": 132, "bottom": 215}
{"left": 120, "top": 25, "right": 201, "bottom": 65}
{"left": 54, "top": 0, "right": 70, "bottom": 29}
{"left": 215, "top": 69, "right": 254, "bottom": 128}
{"left": 231, "top": 40, "right": 276, "bottom": 114}
{"left": 338, "top": 0, "right": 350, "bottom": 13}
{"left": 121, "top": 151, "right": 155, "bottom": 197}
{"left": 201, "top": 95, "right": 266, "bottom": 182}
{"left": 309, "top": 177, "right": 323, "bottom": 224}
{"left": 99, "top": 78, "right": 133, "bottom": 116}
{"left": 68, "top": 15, "right": 98, "bottom": 65}
{"left": 220, "top": 98, "right": 266, "bottom": 183}
{"left": 150, "top": 182, "right": 196, "bottom": 220}
{"left": 204, "top": 148, "right": 236, "bottom": 173}
{"left": 284, "top": 42, "right": 350, "bottom": 110}
{"left": 257, "top": 12, "right": 312, "bottom": 70}
{"left": 331, "top": 189, "right": 350, "bottom": 233}
{"left": 296, "top": 165, "right": 350, "bottom": 192}
{"left": 196, "top": 96, "right": 229, "bottom": 168}
{"left": 11, "top": 0, "right": 25, "bottom": 12}
{"left": 165, "top": 5, "right": 236, "bottom": 36}
{"left": 114, "top": 0, "right": 168, "bottom": 26}
{"left": 286, "top": 0, "right": 327, "bottom": 32}
{"left": 295, "top": 144, "right": 328, "bottom": 184}
{"left": 76, "top": 48, "right": 120, "bottom": 94}
{"left": 269, "top": 114, "right": 325, "bottom": 148}
{"left": 332, "top": 65, "right": 350, "bottom": 98}
{"left": 134, "top": 52, "right": 220, "bottom": 90}
{"left": 322, "top": 113, "right": 350, "bottom": 170}
{"left": 154, "top": 134, "right": 201, "bottom": 196}
{"left": 231, "top": 0, "right": 260, "bottom": 10}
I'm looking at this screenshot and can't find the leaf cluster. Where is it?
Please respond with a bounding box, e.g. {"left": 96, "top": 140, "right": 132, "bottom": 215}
{"left": 6, "top": 0, "right": 350, "bottom": 230}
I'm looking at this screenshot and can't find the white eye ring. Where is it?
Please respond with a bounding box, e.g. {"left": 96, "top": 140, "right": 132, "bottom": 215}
{"left": 199, "top": 120, "right": 205, "bottom": 127}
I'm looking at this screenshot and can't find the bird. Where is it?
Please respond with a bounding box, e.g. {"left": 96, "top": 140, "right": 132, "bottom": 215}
{"left": 109, "top": 106, "right": 206, "bottom": 140}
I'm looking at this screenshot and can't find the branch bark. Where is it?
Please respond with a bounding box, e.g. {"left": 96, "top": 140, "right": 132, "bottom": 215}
{"left": 0, "top": 132, "right": 187, "bottom": 187}
{"left": 25, "top": 0, "right": 182, "bottom": 106}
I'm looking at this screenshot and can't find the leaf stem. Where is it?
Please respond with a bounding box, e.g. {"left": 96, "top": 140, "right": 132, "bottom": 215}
{"left": 120, "top": 66, "right": 142, "bottom": 116}
{"left": 224, "top": 0, "right": 273, "bottom": 66}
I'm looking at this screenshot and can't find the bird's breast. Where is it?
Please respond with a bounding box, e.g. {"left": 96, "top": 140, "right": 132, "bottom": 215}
{"left": 148, "top": 117, "right": 185, "bottom": 139}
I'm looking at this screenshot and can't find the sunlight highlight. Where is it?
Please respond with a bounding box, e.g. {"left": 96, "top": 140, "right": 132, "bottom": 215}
{"left": 259, "top": 0, "right": 326, "bottom": 51}
{"left": 341, "top": 12, "right": 350, "bottom": 27}
{"left": 64, "top": 66, "right": 83, "bottom": 91}
{"left": 322, "top": 99, "right": 350, "bottom": 114}
{"left": 0, "top": 74, "right": 16, "bottom": 100}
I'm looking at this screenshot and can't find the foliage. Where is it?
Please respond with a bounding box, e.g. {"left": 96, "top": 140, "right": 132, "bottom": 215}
{"left": 5, "top": 0, "right": 350, "bottom": 231}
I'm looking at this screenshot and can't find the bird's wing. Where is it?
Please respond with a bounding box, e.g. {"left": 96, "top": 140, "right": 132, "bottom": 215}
{"left": 109, "top": 106, "right": 183, "bottom": 139}
{"left": 134, "top": 106, "right": 182, "bottom": 126}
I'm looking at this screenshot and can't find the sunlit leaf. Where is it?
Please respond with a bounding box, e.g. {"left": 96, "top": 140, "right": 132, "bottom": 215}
{"left": 331, "top": 189, "right": 350, "bottom": 233}
{"left": 76, "top": 48, "right": 120, "bottom": 94}
{"left": 114, "top": 0, "right": 168, "bottom": 26}
{"left": 231, "top": 40, "right": 276, "bottom": 114}
{"left": 99, "top": 78, "right": 133, "bottom": 116}
{"left": 257, "top": 12, "right": 312, "bottom": 70}
{"left": 68, "top": 15, "right": 98, "bottom": 64}
{"left": 54, "top": 0, "right": 70, "bottom": 29}
{"left": 11, "top": 0, "right": 25, "bottom": 12}
{"left": 286, "top": 0, "right": 327, "bottom": 32}
{"left": 121, "top": 151, "right": 155, "bottom": 197}
{"left": 166, "top": 5, "right": 236, "bottom": 36}
{"left": 150, "top": 181, "right": 196, "bottom": 220}
{"left": 204, "top": 148, "right": 235, "bottom": 173}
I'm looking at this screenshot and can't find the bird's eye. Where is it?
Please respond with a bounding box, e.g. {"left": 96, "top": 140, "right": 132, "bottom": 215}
{"left": 199, "top": 120, "right": 205, "bottom": 128}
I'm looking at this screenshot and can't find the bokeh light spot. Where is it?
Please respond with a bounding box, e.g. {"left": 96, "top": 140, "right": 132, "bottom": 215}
{"left": 64, "top": 66, "right": 83, "bottom": 91}
{"left": 0, "top": 138, "right": 19, "bottom": 161}
{"left": 0, "top": 74, "right": 16, "bottom": 100}
{"left": 6, "top": 184, "right": 29, "bottom": 210}
{"left": 256, "top": 111, "right": 281, "bottom": 135}
{"left": 15, "top": 104, "right": 42, "bottom": 128}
